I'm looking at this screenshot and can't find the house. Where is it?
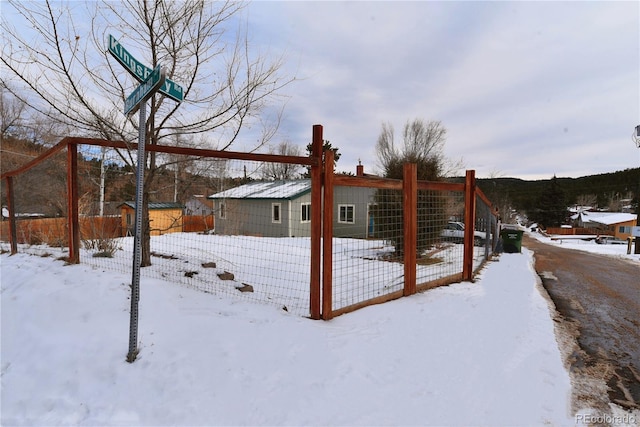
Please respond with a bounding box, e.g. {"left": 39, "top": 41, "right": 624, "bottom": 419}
{"left": 183, "top": 196, "right": 215, "bottom": 233}
{"left": 119, "top": 202, "right": 184, "bottom": 236}
{"left": 573, "top": 211, "right": 637, "bottom": 240}
{"left": 184, "top": 196, "right": 214, "bottom": 216}
{"left": 208, "top": 179, "right": 376, "bottom": 238}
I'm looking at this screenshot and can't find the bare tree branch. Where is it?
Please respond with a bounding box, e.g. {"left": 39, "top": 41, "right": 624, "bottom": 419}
{"left": 1, "top": 0, "right": 295, "bottom": 265}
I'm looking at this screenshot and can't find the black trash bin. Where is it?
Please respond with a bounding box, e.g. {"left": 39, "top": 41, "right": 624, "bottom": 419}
{"left": 500, "top": 228, "right": 524, "bottom": 253}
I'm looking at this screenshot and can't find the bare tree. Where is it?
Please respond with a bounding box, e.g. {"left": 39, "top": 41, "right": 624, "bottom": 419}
{"left": 0, "top": 85, "right": 26, "bottom": 140}
{"left": 575, "top": 194, "right": 597, "bottom": 210}
{"left": 376, "top": 119, "right": 460, "bottom": 180}
{"left": 373, "top": 119, "right": 455, "bottom": 256}
{"left": 483, "top": 169, "right": 514, "bottom": 225}
{"left": 261, "top": 140, "right": 302, "bottom": 180}
{"left": 1, "top": 0, "right": 294, "bottom": 265}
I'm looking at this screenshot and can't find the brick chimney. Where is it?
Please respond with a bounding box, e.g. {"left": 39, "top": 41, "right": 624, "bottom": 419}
{"left": 356, "top": 159, "right": 364, "bottom": 177}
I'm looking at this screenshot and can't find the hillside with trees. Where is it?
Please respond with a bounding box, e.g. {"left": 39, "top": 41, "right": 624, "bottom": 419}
{"left": 0, "top": 134, "right": 248, "bottom": 218}
{"left": 474, "top": 168, "right": 640, "bottom": 225}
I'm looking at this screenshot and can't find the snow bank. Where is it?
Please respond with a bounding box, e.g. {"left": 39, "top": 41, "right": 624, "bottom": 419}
{"left": 529, "top": 231, "right": 640, "bottom": 263}
{"left": 1, "top": 246, "right": 573, "bottom": 426}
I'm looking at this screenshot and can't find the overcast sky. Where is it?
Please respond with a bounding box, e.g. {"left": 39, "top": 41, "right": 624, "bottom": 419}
{"left": 240, "top": 1, "right": 639, "bottom": 180}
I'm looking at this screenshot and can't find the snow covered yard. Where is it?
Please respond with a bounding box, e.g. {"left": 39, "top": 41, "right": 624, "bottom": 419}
{"left": 1, "top": 241, "right": 577, "bottom": 426}
{"left": 6, "top": 234, "right": 483, "bottom": 317}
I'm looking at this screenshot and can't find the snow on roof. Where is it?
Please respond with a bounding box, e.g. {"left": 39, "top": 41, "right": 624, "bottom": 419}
{"left": 208, "top": 179, "right": 311, "bottom": 200}
{"left": 119, "top": 202, "right": 184, "bottom": 210}
{"left": 579, "top": 211, "right": 637, "bottom": 225}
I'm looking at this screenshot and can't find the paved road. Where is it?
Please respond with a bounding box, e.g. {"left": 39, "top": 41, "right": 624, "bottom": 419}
{"left": 523, "top": 235, "right": 640, "bottom": 413}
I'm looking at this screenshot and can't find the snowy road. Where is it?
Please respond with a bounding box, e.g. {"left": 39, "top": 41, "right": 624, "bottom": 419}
{"left": 525, "top": 234, "right": 640, "bottom": 414}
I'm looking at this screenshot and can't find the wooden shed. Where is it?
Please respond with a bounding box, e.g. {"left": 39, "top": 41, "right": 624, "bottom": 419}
{"left": 119, "top": 202, "right": 184, "bottom": 236}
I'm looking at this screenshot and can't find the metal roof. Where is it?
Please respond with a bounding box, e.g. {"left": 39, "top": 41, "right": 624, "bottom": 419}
{"left": 577, "top": 211, "right": 637, "bottom": 225}
{"left": 119, "top": 202, "right": 185, "bottom": 210}
{"left": 208, "top": 179, "right": 312, "bottom": 200}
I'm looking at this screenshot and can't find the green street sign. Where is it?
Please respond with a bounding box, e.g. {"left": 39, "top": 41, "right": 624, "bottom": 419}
{"left": 108, "top": 34, "right": 183, "bottom": 103}
{"left": 124, "top": 65, "right": 166, "bottom": 115}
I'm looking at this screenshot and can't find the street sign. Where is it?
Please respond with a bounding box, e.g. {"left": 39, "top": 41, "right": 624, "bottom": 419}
{"left": 108, "top": 34, "right": 183, "bottom": 103}
{"left": 106, "top": 35, "right": 181, "bottom": 363}
{"left": 124, "top": 65, "right": 166, "bottom": 116}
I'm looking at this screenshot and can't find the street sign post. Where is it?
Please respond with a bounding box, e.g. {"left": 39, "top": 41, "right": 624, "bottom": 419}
{"left": 123, "top": 68, "right": 166, "bottom": 362}
{"left": 108, "top": 34, "right": 184, "bottom": 103}
{"left": 107, "top": 34, "right": 183, "bottom": 363}
{"left": 124, "top": 65, "right": 166, "bottom": 115}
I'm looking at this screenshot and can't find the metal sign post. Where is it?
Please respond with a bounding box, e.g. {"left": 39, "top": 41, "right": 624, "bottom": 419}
{"left": 127, "top": 100, "right": 146, "bottom": 362}
{"left": 125, "top": 68, "right": 165, "bottom": 363}
{"left": 108, "top": 34, "right": 181, "bottom": 363}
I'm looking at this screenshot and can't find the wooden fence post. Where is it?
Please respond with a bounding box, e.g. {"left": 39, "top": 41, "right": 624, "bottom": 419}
{"left": 309, "top": 125, "right": 323, "bottom": 319}
{"left": 463, "top": 170, "right": 476, "bottom": 280}
{"left": 6, "top": 176, "right": 18, "bottom": 255}
{"left": 403, "top": 163, "right": 417, "bottom": 296}
{"left": 322, "top": 149, "right": 335, "bottom": 319}
{"left": 67, "top": 143, "right": 80, "bottom": 264}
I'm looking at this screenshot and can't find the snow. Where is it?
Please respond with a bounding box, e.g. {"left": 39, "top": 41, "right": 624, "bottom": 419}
{"left": 1, "top": 231, "right": 638, "bottom": 426}
{"left": 209, "top": 179, "right": 311, "bottom": 199}
{"left": 571, "top": 211, "right": 637, "bottom": 226}
{"left": 529, "top": 230, "right": 640, "bottom": 262}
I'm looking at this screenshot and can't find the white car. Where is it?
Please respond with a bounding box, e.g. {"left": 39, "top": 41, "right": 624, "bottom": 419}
{"left": 441, "top": 221, "right": 486, "bottom": 245}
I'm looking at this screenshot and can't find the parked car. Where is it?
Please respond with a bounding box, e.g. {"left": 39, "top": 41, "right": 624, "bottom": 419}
{"left": 595, "top": 236, "right": 627, "bottom": 245}
{"left": 441, "top": 221, "right": 486, "bottom": 245}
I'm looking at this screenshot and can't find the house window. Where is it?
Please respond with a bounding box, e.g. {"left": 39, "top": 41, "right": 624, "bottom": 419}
{"left": 126, "top": 213, "right": 132, "bottom": 226}
{"left": 272, "top": 203, "right": 281, "bottom": 223}
{"left": 619, "top": 225, "right": 630, "bottom": 234}
{"left": 219, "top": 202, "right": 226, "bottom": 219}
{"left": 301, "top": 203, "right": 311, "bottom": 223}
{"left": 338, "top": 204, "right": 355, "bottom": 224}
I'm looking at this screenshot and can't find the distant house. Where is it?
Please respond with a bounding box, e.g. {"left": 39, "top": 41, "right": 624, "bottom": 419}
{"left": 184, "top": 196, "right": 214, "bottom": 216}
{"left": 119, "top": 202, "right": 184, "bottom": 236}
{"left": 183, "top": 196, "right": 215, "bottom": 233}
{"left": 573, "top": 211, "right": 637, "bottom": 240}
{"left": 208, "top": 179, "right": 376, "bottom": 238}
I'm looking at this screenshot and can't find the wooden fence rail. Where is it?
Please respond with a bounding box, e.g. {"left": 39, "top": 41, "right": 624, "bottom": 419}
{"left": 545, "top": 227, "right": 601, "bottom": 235}
{"left": 0, "top": 216, "right": 122, "bottom": 245}
{"left": 0, "top": 215, "right": 215, "bottom": 245}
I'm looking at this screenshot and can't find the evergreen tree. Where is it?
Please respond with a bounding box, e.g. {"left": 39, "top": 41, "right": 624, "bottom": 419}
{"left": 534, "top": 175, "right": 568, "bottom": 228}
{"left": 302, "top": 141, "right": 341, "bottom": 178}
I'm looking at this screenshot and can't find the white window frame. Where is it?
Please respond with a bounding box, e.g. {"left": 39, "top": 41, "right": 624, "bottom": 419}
{"left": 338, "top": 204, "right": 355, "bottom": 224}
{"left": 272, "top": 203, "right": 282, "bottom": 223}
{"left": 219, "top": 201, "right": 226, "bottom": 219}
{"left": 301, "top": 203, "right": 311, "bottom": 223}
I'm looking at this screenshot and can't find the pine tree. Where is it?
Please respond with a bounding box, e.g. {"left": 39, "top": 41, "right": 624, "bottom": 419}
{"left": 534, "top": 176, "right": 568, "bottom": 228}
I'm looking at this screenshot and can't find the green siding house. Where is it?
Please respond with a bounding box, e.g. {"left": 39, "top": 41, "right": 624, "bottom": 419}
{"left": 208, "top": 180, "right": 375, "bottom": 238}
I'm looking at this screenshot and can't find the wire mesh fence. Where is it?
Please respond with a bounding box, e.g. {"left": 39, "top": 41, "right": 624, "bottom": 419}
{"left": 324, "top": 173, "right": 487, "bottom": 317}
{"left": 416, "top": 189, "right": 466, "bottom": 287}
{"left": 1, "top": 140, "right": 319, "bottom": 316}
{"left": 1, "top": 133, "right": 498, "bottom": 320}
{"left": 474, "top": 193, "right": 499, "bottom": 274}
{"left": 331, "top": 185, "right": 403, "bottom": 311}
